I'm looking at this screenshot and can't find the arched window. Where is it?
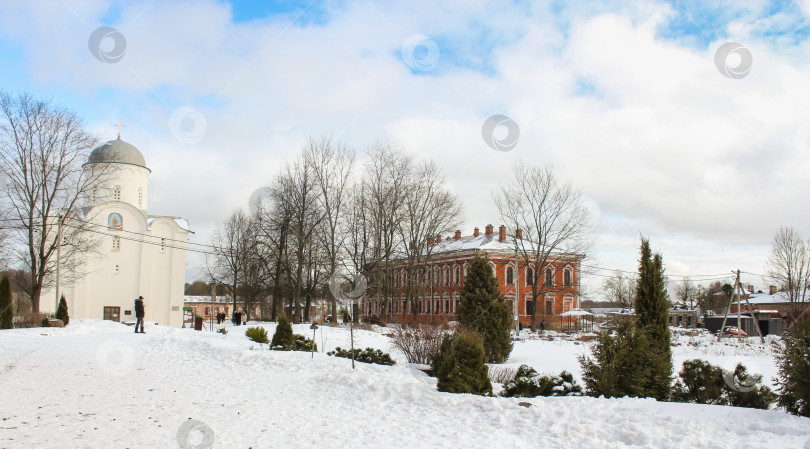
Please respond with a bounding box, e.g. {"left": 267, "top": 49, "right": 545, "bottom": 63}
{"left": 444, "top": 267, "right": 450, "bottom": 286}
{"left": 454, "top": 266, "right": 460, "bottom": 285}
{"left": 526, "top": 266, "right": 534, "bottom": 286}
{"left": 545, "top": 268, "right": 553, "bottom": 286}
{"left": 506, "top": 266, "right": 514, "bottom": 285}
{"left": 113, "top": 186, "right": 121, "bottom": 201}
{"left": 564, "top": 268, "right": 572, "bottom": 286}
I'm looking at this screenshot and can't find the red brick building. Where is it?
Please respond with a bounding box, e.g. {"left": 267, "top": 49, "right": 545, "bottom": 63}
{"left": 362, "top": 224, "right": 582, "bottom": 325}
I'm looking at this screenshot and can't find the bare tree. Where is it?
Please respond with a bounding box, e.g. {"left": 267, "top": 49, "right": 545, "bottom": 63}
{"left": 398, "top": 161, "right": 463, "bottom": 319}
{"left": 363, "top": 140, "right": 411, "bottom": 320}
{"left": 494, "top": 163, "right": 594, "bottom": 331}
{"left": 0, "top": 92, "right": 108, "bottom": 313}
{"left": 304, "top": 136, "right": 355, "bottom": 325}
{"left": 674, "top": 276, "right": 699, "bottom": 309}
{"left": 765, "top": 227, "right": 810, "bottom": 319}
{"left": 602, "top": 272, "right": 637, "bottom": 308}
{"left": 205, "top": 209, "right": 253, "bottom": 318}
{"left": 281, "top": 156, "right": 323, "bottom": 323}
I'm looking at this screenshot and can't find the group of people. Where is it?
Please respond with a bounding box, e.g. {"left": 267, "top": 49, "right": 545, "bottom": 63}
{"left": 231, "top": 311, "right": 244, "bottom": 326}
{"left": 215, "top": 312, "right": 228, "bottom": 324}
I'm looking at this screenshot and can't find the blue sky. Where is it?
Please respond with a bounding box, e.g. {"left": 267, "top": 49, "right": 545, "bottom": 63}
{"left": 1, "top": 0, "right": 809, "bottom": 289}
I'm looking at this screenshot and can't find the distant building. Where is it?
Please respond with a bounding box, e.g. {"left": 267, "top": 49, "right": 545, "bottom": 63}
{"left": 362, "top": 225, "right": 582, "bottom": 325}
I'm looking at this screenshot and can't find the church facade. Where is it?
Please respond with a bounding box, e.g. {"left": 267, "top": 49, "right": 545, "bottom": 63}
{"left": 41, "top": 135, "right": 190, "bottom": 327}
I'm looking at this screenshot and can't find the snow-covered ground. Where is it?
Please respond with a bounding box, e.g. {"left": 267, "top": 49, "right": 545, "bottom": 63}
{"left": 0, "top": 320, "right": 807, "bottom": 448}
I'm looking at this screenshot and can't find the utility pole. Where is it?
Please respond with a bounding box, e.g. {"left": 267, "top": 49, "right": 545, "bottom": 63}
{"left": 54, "top": 214, "right": 63, "bottom": 313}
{"left": 718, "top": 270, "right": 765, "bottom": 343}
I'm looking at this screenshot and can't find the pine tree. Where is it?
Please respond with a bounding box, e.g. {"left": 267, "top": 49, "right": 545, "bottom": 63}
{"left": 271, "top": 315, "right": 295, "bottom": 349}
{"left": 436, "top": 332, "right": 492, "bottom": 396}
{"left": 56, "top": 294, "right": 69, "bottom": 326}
{"left": 0, "top": 276, "right": 12, "bottom": 329}
{"left": 457, "top": 254, "right": 513, "bottom": 363}
{"left": 633, "top": 237, "right": 673, "bottom": 400}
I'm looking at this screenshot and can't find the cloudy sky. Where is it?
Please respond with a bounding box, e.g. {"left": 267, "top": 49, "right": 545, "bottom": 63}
{"left": 1, "top": 0, "right": 809, "bottom": 292}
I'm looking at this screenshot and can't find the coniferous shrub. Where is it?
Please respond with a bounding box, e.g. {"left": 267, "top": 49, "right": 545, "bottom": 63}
{"left": 271, "top": 315, "right": 294, "bottom": 349}
{"left": 292, "top": 334, "right": 317, "bottom": 352}
{"left": 56, "top": 295, "right": 69, "bottom": 326}
{"left": 775, "top": 321, "right": 810, "bottom": 417}
{"left": 327, "top": 347, "right": 394, "bottom": 365}
{"left": 724, "top": 364, "right": 776, "bottom": 409}
{"left": 245, "top": 326, "right": 269, "bottom": 344}
{"left": 457, "top": 254, "right": 513, "bottom": 363}
{"left": 41, "top": 316, "right": 50, "bottom": 327}
{"left": 435, "top": 331, "right": 492, "bottom": 396}
{"left": 578, "top": 321, "right": 667, "bottom": 399}
{"left": 670, "top": 359, "right": 726, "bottom": 405}
{"left": 500, "top": 365, "right": 582, "bottom": 398}
{"left": 0, "top": 276, "right": 12, "bottom": 329}
{"left": 671, "top": 359, "right": 775, "bottom": 409}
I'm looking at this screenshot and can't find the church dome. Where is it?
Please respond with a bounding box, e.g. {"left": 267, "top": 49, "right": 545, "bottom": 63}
{"left": 86, "top": 136, "right": 147, "bottom": 168}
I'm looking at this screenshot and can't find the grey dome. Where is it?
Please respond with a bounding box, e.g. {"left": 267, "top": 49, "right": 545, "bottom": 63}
{"left": 86, "top": 136, "right": 147, "bottom": 168}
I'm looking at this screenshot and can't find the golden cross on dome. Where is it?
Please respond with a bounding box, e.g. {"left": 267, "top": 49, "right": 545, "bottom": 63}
{"left": 114, "top": 119, "right": 126, "bottom": 138}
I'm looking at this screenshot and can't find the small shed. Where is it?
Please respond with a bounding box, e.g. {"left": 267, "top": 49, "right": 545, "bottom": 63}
{"left": 559, "top": 309, "right": 594, "bottom": 332}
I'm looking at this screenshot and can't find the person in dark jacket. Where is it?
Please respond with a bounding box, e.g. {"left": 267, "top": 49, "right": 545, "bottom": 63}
{"left": 134, "top": 296, "right": 145, "bottom": 333}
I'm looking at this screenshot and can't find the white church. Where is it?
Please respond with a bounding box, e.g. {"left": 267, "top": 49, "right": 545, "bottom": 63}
{"left": 41, "top": 132, "right": 190, "bottom": 327}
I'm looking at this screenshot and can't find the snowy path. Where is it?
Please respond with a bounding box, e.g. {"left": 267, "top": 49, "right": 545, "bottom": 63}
{"left": 0, "top": 320, "right": 807, "bottom": 448}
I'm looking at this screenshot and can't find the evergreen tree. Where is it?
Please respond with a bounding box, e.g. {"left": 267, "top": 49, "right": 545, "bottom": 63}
{"left": 457, "top": 254, "right": 513, "bottom": 363}
{"left": 775, "top": 320, "right": 810, "bottom": 416}
{"left": 0, "top": 275, "right": 12, "bottom": 329}
{"left": 436, "top": 332, "right": 492, "bottom": 396}
{"left": 56, "top": 294, "right": 69, "bottom": 326}
{"left": 271, "top": 315, "right": 294, "bottom": 349}
{"left": 633, "top": 237, "right": 673, "bottom": 400}
{"left": 578, "top": 321, "right": 665, "bottom": 398}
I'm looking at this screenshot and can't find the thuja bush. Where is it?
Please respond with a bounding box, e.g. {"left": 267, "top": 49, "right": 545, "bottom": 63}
{"left": 245, "top": 326, "right": 269, "bottom": 344}
{"left": 434, "top": 332, "right": 492, "bottom": 396}
{"left": 500, "top": 365, "right": 583, "bottom": 398}
{"left": 327, "top": 347, "right": 394, "bottom": 365}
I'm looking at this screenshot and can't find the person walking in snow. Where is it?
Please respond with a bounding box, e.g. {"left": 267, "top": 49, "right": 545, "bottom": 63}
{"left": 540, "top": 319, "right": 545, "bottom": 333}
{"left": 134, "top": 296, "right": 145, "bottom": 333}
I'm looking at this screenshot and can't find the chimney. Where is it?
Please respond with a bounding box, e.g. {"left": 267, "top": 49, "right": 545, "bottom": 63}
{"left": 473, "top": 227, "right": 480, "bottom": 237}
{"left": 498, "top": 225, "right": 506, "bottom": 242}
{"left": 485, "top": 224, "right": 494, "bottom": 236}
{"left": 454, "top": 230, "right": 461, "bottom": 240}
{"left": 769, "top": 285, "right": 777, "bottom": 295}
{"left": 436, "top": 234, "right": 441, "bottom": 243}
{"left": 515, "top": 229, "right": 523, "bottom": 239}
{"left": 428, "top": 237, "right": 434, "bottom": 246}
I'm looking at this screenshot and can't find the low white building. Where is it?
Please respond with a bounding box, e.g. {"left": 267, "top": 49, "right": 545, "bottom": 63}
{"left": 41, "top": 134, "right": 190, "bottom": 326}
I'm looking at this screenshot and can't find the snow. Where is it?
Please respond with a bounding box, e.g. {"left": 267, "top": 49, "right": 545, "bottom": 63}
{"left": 0, "top": 320, "right": 807, "bottom": 448}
